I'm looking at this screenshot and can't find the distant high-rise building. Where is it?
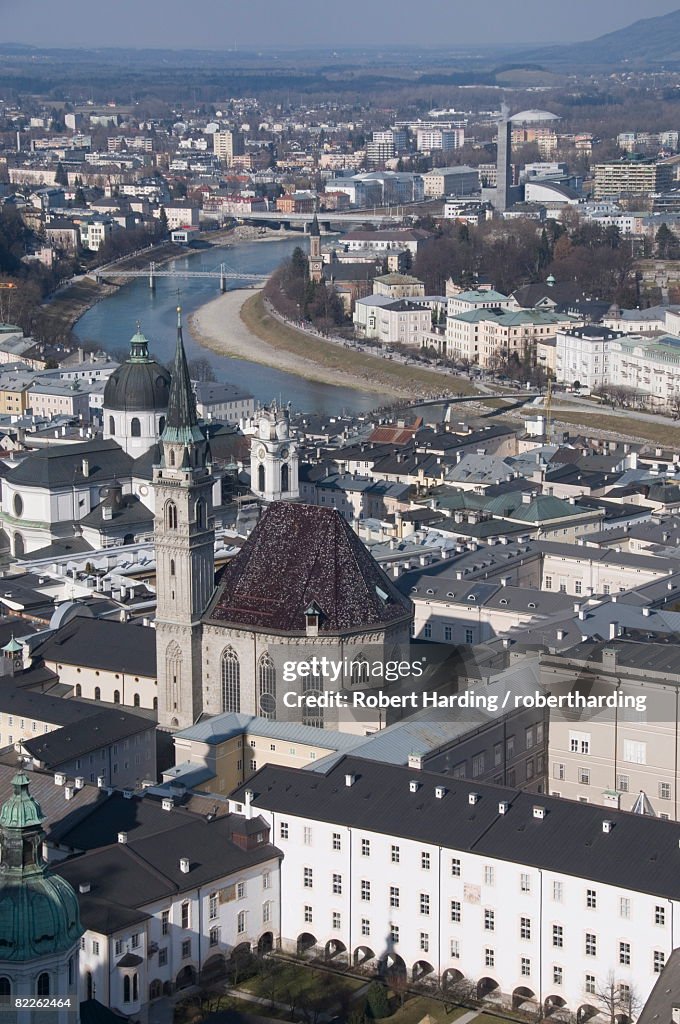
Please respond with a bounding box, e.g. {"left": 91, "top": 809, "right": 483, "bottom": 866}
{"left": 213, "top": 129, "right": 245, "bottom": 164}
{"left": 495, "top": 103, "right": 512, "bottom": 212}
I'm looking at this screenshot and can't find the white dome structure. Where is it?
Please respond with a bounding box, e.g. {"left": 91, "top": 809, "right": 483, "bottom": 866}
{"left": 510, "top": 109, "right": 560, "bottom": 123}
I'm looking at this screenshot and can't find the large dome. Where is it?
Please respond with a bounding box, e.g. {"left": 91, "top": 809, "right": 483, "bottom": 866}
{"left": 103, "top": 329, "right": 171, "bottom": 414}
{"left": 0, "top": 772, "right": 82, "bottom": 961}
{"left": 510, "top": 109, "right": 560, "bottom": 123}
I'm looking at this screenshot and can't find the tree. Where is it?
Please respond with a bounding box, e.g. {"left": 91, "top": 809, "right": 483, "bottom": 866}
{"left": 656, "top": 223, "right": 679, "bottom": 260}
{"left": 158, "top": 207, "right": 169, "bottom": 237}
{"left": 365, "top": 982, "right": 390, "bottom": 1019}
{"left": 591, "top": 971, "right": 642, "bottom": 1024}
{"left": 54, "top": 161, "right": 68, "bottom": 187}
{"left": 188, "top": 357, "right": 216, "bottom": 382}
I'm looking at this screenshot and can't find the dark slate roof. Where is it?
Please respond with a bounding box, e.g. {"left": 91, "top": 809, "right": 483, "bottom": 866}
{"left": 36, "top": 615, "right": 156, "bottom": 677}
{"left": 16, "top": 537, "right": 93, "bottom": 561}
{"left": 54, "top": 811, "right": 281, "bottom": 933}
{"left": 5, "top": 439, "right": 133, "bottom": 489}
{"left": 80, "top": 494, "right": 153, "bottom": 529}
{"left": 0, "top": 686, "right": 101, "bottom": 725}
{"left": 49, "top": 789, "right": 198, "bottom": 850}
{"left": 0, "top": 764, "right": 106, "bottom": 835}
{"left": 235, "top": 755, "right": 680, "bottom": 901}
{"left": 205, "top": 502, "right": 411, "bottom": 633}
{"left": 22, "top": 708, "right": 155, "bottom": 768}
{"left": 162, "top": 316, "right": 204, "bottom": 447}
{"left": 102, "top": 356, "right": 170, "bottom": 414}
{"left": 638, "top": 948, "right": 680, "bottom": 1024}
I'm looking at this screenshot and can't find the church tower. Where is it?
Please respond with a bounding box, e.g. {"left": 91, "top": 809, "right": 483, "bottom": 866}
{"left": 308, "top": 214, "right": 323, "bottom": 283}
{"left": 153, "top": 308, "right": 215, "bottom": 729}
{"left": 250, "top": 404, "right": 299, "bottom": 503}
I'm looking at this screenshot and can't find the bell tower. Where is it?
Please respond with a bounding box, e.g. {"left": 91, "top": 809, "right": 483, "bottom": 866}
{"left": 153, "top": 308, "right": 215, "bottom": 729}
{"left": 250, "top": 403, "right": 299, "bottom": 503}
{"left": 308, "top": 214, "right": 323, "bottom": 283}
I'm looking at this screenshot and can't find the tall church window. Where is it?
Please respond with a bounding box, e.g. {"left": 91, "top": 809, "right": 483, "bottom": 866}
{"left": 281, "top": 463, "right": 289, "bottom": 493}
{"left": 195, "top": 500, "right": 205, "bottom": 529}
{"left": 166, "top": 502, "right": 178, "bottom": 530}
{"left": 257, "top": 464, "right": 265, "bottom": 492}
{"left": 131, "top": 417, "right": 141, "bottom": 437}
{"left": 166, "top": 641, "right": 182, "bottom": 713}
{"left": 159, "top": 416, "right": 166, "bottom": 434}
{"left": 123, "top": 976, "right": 131, "bottom": 1003}
{"left": 257, "top": 653, "right": 276, "bottom": 719}
{"left": 109, "top": 415, "right": 115, "bottom": 436}
{"left": 170, "top": 559, "right": 175, "bottom": 577}
{"left": 302, "top": 672, "right": 323, "bottom": 729}
{"left": 37, "top": 974, "right": 50, "bottom": 996}
{"left": 169, "top": 449, "right": 176, "bottom": 467}
{"left": 221, "top": 647, "right": 241, "bottom": 713}
{"left": 350, "top": 654, "right": 369, "bottom": 686}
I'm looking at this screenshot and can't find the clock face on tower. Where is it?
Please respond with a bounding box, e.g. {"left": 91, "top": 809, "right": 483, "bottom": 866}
{"left": 280, "top": 447, "right": 290, "bottom": 459}
{"left": 257, "top": 445, "right": 266, "bottom": 459}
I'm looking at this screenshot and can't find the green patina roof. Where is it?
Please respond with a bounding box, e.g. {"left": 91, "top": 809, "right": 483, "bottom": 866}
{"left": 0, "top": 772, "right": 83, "bottom": 961}
{"left": 2, "top": 636, "right": 22, "bottom": 655}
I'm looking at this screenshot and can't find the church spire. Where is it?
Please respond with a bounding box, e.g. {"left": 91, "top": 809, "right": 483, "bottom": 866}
{"left": 161, "top": 306, "right": 206, "bottom": 460}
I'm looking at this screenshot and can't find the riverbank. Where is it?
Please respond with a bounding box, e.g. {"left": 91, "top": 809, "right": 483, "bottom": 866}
{"left": 189, "top": 288, "right": 474, "bottom": 400}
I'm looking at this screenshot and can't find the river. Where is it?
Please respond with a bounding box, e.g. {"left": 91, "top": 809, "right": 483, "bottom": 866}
{"left": 73, "top": 235, "right": 380, "bottom": 415}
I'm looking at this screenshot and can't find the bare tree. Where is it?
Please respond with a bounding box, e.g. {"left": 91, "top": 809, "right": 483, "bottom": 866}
{"left": 591, "top": 971, "right": 643, "bottom": 1024}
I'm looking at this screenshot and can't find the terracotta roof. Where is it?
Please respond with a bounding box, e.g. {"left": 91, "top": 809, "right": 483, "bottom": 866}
{"left": 205, "top": 502, "right": 411, "bottom": 633}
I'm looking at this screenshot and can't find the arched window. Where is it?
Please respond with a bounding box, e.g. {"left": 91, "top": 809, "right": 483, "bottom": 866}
{"left": 257, "top": 463, "right": 265, "bottom": 492}
{"left": 133, "top": 974, "right": 138, "bottom": 1001}
{"left": 153, "top": 696, "right": 158, "bottom": 711}
{"left": 113, "top": 690, "right": 120, "bottom": 704}
{"left": 302, "top": 672, "right": 323, "bottom": 729}
{"left": 13, "top": 533, "right": 24, "bottom": 558}
{"left": 123, "top": 976, "right": 131, "bottom": 1003}
{"left": 169, "top": 449, "right": 176, "bottom": 467}
{"left": 195, "top": 500, "right": 205, "bottom": 529}
{"left": 0, "top": 977, "right": 11, "bottom": 997}
{"left": 133, "top": 693, "right": 140, "bottom": 707}
{"left": 221, "top": 647, "right": 240, "bottom": 713}
{"left": 350, "top": 654, "right": 369, "bottom": 686}
{"left": 257, "top": 652, "right": 276, "bottom": 720}
{"left": 166, "top": 641, "right": 182, "bottom": 713}
{"left": 159, "top": 416, "right": 166, "bottom": 435}
{"left": 130, "top": 417, "right": 141, "bottom": 437}
{"left": 75, "top": 684, "right": 82, "bottom": 697}
{"left": 94, "top": 686, "right": 101, "bottom": 701}
{"left": 108, "top": 415, "right": 115, "bottom": 437}
{"left": 37, "top": 974, "right": 50, "bottom": 997}
{"left": 281, "top": 462, "right": 289, "bottom": 493}
{"left": 170, "top": 559, "right": 175, "bottom": 577}
{"left": 166, "top": 502, "right": 178, "bottom": 530}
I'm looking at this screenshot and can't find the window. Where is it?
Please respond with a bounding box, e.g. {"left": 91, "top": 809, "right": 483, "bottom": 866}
{"left": 451, "top": 939, "right": 460, "bottom": 958}
{"left": 521, "top": 957, "right": 531, "bottom": 977}
{"left": 303, "top": 868, "right": 313, "bottom": 889}
{"left": 221, "top": 647, "right": 240, "bottom": 714}
{"left": 617, "top": 774, "right": 630, "bottom": 793}
{"left": 655, "top": 906, "right": 666, "bottom": 926}
{"left": 465, "top": 628, "right": 474, "bottom": 644}
{"left": 654, "top": 951, "right": 666, "bottom": 974}
{"left": 520, "top": 872, "right": 531, "bottom": 893}
{"left": 494, "top": 742, "right": 503, "bottom": 767}
{"left": 361, "top": 880, "right": 371, "bottom": 902}
{"left": 209, "top": 927, "right": 220, "bottom": 947}
{"left": 421, "top": 851, "right": 431, "bottom": 870}
{"left": 586, "top": 889, "right": 597, "bottom": 909}
{"left": 526, "top": 727, "right": 534, "bottom": 749}
{"left": 619, "top": 897, "right": 631, "bottom": 919}
{"left": 280, "top": 822, "right": 289, "bottom": 840}
{"left": 182, "top": 939, "right": 191, "bottom": 958}
{"left": 660, "top": 782, "right": 672, "bottom": 800}
{"left": 623, "top": 739, "right": 646, "bottom": 764}
{"left": 553, "top": 966, "right": 563, "bottom": 986}
{"left": 332, "top": 912, "right": 341, "bottom": 930}
{"left": 332, "top": 833, "right": 341, "bottom": 851}
{"left": 208, "top": 893, "right": 218, "bottom": 920}
{"left": 472, "top": 753, "right": 485, "bottom": 777}
{"left": 484, "top": 909, "right": 495, "bottom": 931}
{"left": 391, "top": 844, "right": 400, "bottom": 863}
{"left": 578, "top": 768, "right": 591, "bottom": 785}
{"left": 332, "top": 874, "right": 342, "bottom": 895}
{"left": 585, "top": 975, "right": 596, "bottom": 995}
{"left": 263, "top": 871, "right": 271, "bottom": 890}
{"left": 485, "top": 948, "right": 495, "bottom": 968}
{"left": 451, "top": 857, "right": 461, "bottom": 877}
{"left": 570, "top": 732, "right": 590, "bottom": 754}
{"left": 361, "top": 838, "right": 370, "bottom": 856}
{"left": 361, "top": 918, "right": 370, "bottom": 937}
{"left": 161, "top": 910, "right": 169, "bottom": 935}
{"left": 181, "top": 902, "right": 190, "bottom": 929}
{"left": 554, "top": 763, "right": 565, "bottom": 781}
{"left": 444, "top": 625, "right": 453, "bottom": 642}
{"left": 553, "top": 925, "right": 563, "bottom": 948}
{"left": 507, "top": 736, "right": 515, "bottom": 758}
{"left": 390, "top": 923, "right": 399, "bottom": 943}
{"left": 130, "top": 933, "right": 140, "bottom": 949}
{"left": 619, "top": 942, "right": 631, "bottom": 965}
{"left": 303, "top": 826, "right": 312, "bottom": 846}
{"left": 545, "top": 575, "right": 553, "bottom": 589}
{"left": 423, "top": 623, "right": 432, "bottom": 639}
{"left": 158, "top": 948, "right": 168, "bottom": 967}
{"left": 520, "top": 917, "right": 531, "bottom": 940}
{"left": 92, "top": 941, "right": 99, "bottom": 956}
{"left": 237, "top": 910, "right": 246, "bottom": 933}
{"left": 420, "top": 893, "right": 430, "bottom": 915}
{"left": 553, "top": 880, "right": 563, "bottom": 902}
{"left": 451, "top": 900, "right": 461, "bottom": 923}
{"left": 575, "top": 580, "right": 582, "bottom": 595}
{"left": 166, "top": 501, "right": 178, "bottom": 530}
{"left": 37, "top": 974, "right": 50, "bottom": 997}
{"left": 263, "top": 902, "right": 271, "bottom": 924}
{"left": 115, "top": 939, "right": 124, "bottom": 956}
{"left": 237, "top": 882, "right": 246, "bottom": 899}
{"left": 257, "top": 652, "right": 276, "bottom": 719}
{"left": 390, "top": 886, "right": 400, "bottom": 908}
{"left": 484, "top": 865, "right": 495, "bottom": 886}
{"left": 420, "top": 932, "right": 429, "bottom": 953}
{"left": 585, "top": 933, "right": 597, "bottom": 957}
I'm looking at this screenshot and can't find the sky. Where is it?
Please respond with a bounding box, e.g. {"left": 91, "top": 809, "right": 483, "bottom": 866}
{"left": 1, "top": 0, "right": 679, "bottom": 49}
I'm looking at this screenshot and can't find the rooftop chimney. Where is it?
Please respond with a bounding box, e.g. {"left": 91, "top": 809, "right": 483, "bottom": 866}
{"left": 179, "top": 857, "right": 190, "bottom": 874}
{"left": 118, "top": 831, "right": 128, "bottom": 844}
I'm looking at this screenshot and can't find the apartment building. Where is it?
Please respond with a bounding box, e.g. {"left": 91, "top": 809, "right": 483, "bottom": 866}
{"left": 593, "top": 161, "right": 674, "bottom": 201}
{"left": 422, "top": 166, "right": 480, "bottom": 198}
{"left": 416, "top": 127, "right": 465, "bottom": 153}
{"left": 213, "top": 130, "right": 246, "bottom": 164}
{"left": 231, "top": 756, "right": 679, "bottom": 1018}
{"left": 555, "top": 326, "right": 627, "bottom": 390}
{"left": 446, "top": 308, "right": 580, "bottom": 367}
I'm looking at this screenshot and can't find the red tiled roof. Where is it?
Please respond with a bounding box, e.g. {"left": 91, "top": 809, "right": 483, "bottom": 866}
{"left": 205, "top": 502, "right": 411, "bottom": 633}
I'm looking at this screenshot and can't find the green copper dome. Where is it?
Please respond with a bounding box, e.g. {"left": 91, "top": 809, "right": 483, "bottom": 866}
{"left": 0, "top": 772, "right": 82, "bottom": 962}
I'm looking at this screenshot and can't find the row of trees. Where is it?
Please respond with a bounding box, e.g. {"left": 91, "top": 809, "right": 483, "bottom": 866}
{"left": 265, "top": 246, "right": 346, "bottom": 335}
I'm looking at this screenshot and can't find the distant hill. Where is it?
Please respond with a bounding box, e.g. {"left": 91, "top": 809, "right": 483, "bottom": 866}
{"left": 528, "top": 8, "right": 680, "bottom": 66}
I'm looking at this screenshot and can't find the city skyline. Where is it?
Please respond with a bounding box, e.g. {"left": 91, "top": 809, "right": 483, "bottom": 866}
{"left": 3, "top": 0, "right": 680, "bottom": 50}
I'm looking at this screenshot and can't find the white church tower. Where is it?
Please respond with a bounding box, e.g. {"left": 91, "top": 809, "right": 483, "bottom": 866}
{"left": 250, "top": 404, "right": 299, "bottom": 502}
{"left": 153, "top": 309, "right": 215, "bottom": 730}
